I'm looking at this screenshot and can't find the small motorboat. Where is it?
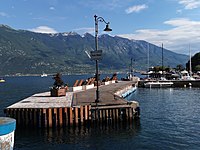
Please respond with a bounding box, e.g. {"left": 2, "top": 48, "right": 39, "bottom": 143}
{"left": 0, "top": 78, "right": 5, "bottom": 83}
{"left": 41, "top": 73, "right": 48, "bottom": 77}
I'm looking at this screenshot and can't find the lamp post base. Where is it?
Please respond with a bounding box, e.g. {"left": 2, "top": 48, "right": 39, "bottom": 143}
{"left": 95, "top": 89, "right": 100, "bottom": 103}
{"left": 95, "top": 99, "right": 100, "bottom": 103}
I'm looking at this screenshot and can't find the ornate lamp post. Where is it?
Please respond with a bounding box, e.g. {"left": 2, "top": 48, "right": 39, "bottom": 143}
{"left": 93, "top": 15, "right": 112, "bottom": 103}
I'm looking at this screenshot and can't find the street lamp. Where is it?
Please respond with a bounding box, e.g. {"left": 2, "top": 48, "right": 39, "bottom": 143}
{"left": 94, "top": 15, "right": 112, "bottom": 103}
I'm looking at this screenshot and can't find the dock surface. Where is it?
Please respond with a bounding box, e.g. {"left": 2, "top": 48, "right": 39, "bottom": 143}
{"left": 7, "top": 81, "right": 137, "bottom": 109}
{"left": 73, "top": 81, "right": 136, "bottom": 106}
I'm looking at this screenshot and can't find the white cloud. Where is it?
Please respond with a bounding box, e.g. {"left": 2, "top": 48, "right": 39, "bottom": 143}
{"left": 49, "top": 6, "right": 55, "bottom": 10}
{"left": 125, "top": 4, "right": 148, "bottom": 14}
{"left": 0, "top": 12, "right": 9, "bottom": 17}
{"left": 179, "top": 0, "right": 200, "bottom": 9}
{"left": 79, "top": 0, "right": 129, "bottom": 10}
{"left": 73, "top": 27, "right": 94, "bottom": 35}
{"left": 176, "top": 9, "right": 182, "bottom": 14}
{"left": 164, "top": 18, "right": 195, "bottom": 26}
{"left": 118, "top": 18, "right": 200, "bottom": 55}
{"left": 29, "top": 26, "right": 57, "bottom": 33}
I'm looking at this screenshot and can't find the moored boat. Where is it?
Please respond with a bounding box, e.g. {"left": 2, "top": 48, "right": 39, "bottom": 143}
{"left": 41, "top": 73, "right": 48, "bottom": 77}
{"left": 0, "top": 78, "right": 5, "bottom": 83}
{"left": 144, "top": 81, "right": 173, "bottom": 88}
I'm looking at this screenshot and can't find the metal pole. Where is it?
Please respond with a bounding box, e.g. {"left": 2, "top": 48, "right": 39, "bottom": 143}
{"left": 162, "top": 43, "right": 164, "bottom": 76}
{"left": 94, "top": 15, "right": 99, "bottom": 103}
{"left": 93, "top": 15, "right": 111, "bottom": 103}
{"left": 147, "top": 43, "right": 150, "bottom": 78}
{"left": 189, "top": 44, "right": 192, "bottom": 76}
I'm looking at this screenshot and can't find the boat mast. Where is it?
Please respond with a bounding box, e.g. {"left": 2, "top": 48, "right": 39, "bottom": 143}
{"left": 162, "top": 43, "right": 164, "bottom": 75}
{"left": 147, "top": 43, "right": 150, "bottom": 78}
{"left": 189, "top": 44, "right": 192, "bottom": 76}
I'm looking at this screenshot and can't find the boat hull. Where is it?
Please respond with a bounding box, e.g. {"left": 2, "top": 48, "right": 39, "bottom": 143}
{"left": 0, "top": 79, "right": 5, "bottom": 83}
{"left": 144, "top": 82, "right": 173, "bottom": 88}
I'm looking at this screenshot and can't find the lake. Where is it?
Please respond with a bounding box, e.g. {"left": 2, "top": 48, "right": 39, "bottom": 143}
{"left": 0, "top": 75, "right": 200, "bottom": 149}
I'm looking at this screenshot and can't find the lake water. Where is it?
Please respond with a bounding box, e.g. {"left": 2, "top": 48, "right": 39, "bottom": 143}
{"left": 0, "top": 75, "right": 200, "bottom": 149}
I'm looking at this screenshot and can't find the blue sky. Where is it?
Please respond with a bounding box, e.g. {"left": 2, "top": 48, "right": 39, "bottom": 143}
{"left": 0, "top": 0, "right": 200, "bottom": 55}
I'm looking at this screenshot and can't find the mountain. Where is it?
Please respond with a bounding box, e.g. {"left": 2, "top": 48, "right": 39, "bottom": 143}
{"left": 0, "top": 25, "right": 188, "bottom": 76}
{"left": 186, "top": 52, "right": 200, "bottom": 72}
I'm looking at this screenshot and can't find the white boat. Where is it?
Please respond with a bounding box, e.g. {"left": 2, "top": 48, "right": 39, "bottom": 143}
{"left": 144, "top": 81, "right": 173, "bottom": 88}
{"left": 41, "top": 73, "right": 47, "bottom": 77}
{"left": 0, "top": 78, "right": 5, "bottom": 83}
{"left": 180, "top": 70, "right": 195, "bottom": 80}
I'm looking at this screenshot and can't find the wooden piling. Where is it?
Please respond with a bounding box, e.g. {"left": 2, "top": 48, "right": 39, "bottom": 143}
{"left": 63, "top": 107, "right": 68, "bottom": 126}
{"left": 48, "top": 109, "right": 52, "bottom": 127}
{"left": 59, "top": 108, "right": 63, "bottom": 127}
{"left": 80, "top": 106, "right": 84, "bottom": 125}
{"left": 69, "top": 107, "right": 73, "bottom": 125}
{"left": 42, "top": 108, "right": 47, "bottom": 128}
{"left": 74, "top": 107, "right": 79, "bottom": 125}
{"left": 4, "top": 104, "right": 139, "bottom": 128}
{"left": 84, "top": 105, "right": 88, "bottom": 121}
{"left": 38, "top": 109, "right": 42, "bottom": 128}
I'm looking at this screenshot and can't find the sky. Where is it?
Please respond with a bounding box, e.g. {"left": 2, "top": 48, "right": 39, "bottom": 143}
{"left": 0, "top": 0, "right": 200, "bottom": 55}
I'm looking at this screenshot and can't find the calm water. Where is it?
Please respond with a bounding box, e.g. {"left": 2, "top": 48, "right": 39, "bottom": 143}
{"left": 0, "top": 75, "right": 200, "bottom": 149}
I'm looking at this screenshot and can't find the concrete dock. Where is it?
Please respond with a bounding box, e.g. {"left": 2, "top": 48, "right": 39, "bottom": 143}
{"left": 4, "top": 81, "right": 140, "bottom": 128}
{"left": 6, "top": 81, "right": 137, "bottom": 109}
{"left": 73, "top": 81, "right": 137, "bottom": 106}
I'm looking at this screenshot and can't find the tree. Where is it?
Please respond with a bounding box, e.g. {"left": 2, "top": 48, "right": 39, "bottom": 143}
{"left": 176, "top": 64, "right": 184, "bottom": 71}
{"left": 194, "top": 65, "right": 200, "bottom": 72}
{"left": 186, "top": 52, "right": 200, "bottom": 72}
{"left": 152, "top": 66, "right": 160, "bottom": 72}
{"left": 164, "top": 67, "right": 170, "bottom": 72}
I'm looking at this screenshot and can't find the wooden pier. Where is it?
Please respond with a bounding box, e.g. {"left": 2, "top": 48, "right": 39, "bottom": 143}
{"left": 4, "top": 81, "right": 140, "bottom": 128}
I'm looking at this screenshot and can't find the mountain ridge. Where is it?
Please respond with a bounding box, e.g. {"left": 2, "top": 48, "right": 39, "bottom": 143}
{"left": 0, "top": 24, "right": 188, "bottom": 76}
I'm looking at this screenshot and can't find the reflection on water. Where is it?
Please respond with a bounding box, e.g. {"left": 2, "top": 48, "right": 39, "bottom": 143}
{"left": 15, "top": 120, "right": 141, "bottom": 150}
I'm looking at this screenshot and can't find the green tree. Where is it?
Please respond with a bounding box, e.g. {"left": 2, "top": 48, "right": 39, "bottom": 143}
{"left": 194, "top": 65, "right": 200, "bottom": 71}
{"left": 186, "top": 52, "right": 200, "bottom": 72}
{"left": 176, "top": 64, "right": 184, "bottom": 71}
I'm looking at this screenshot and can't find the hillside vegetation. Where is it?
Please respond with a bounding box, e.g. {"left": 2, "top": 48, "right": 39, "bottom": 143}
{"left": 0, "top": 25, "right": 188, "bottom": 76}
